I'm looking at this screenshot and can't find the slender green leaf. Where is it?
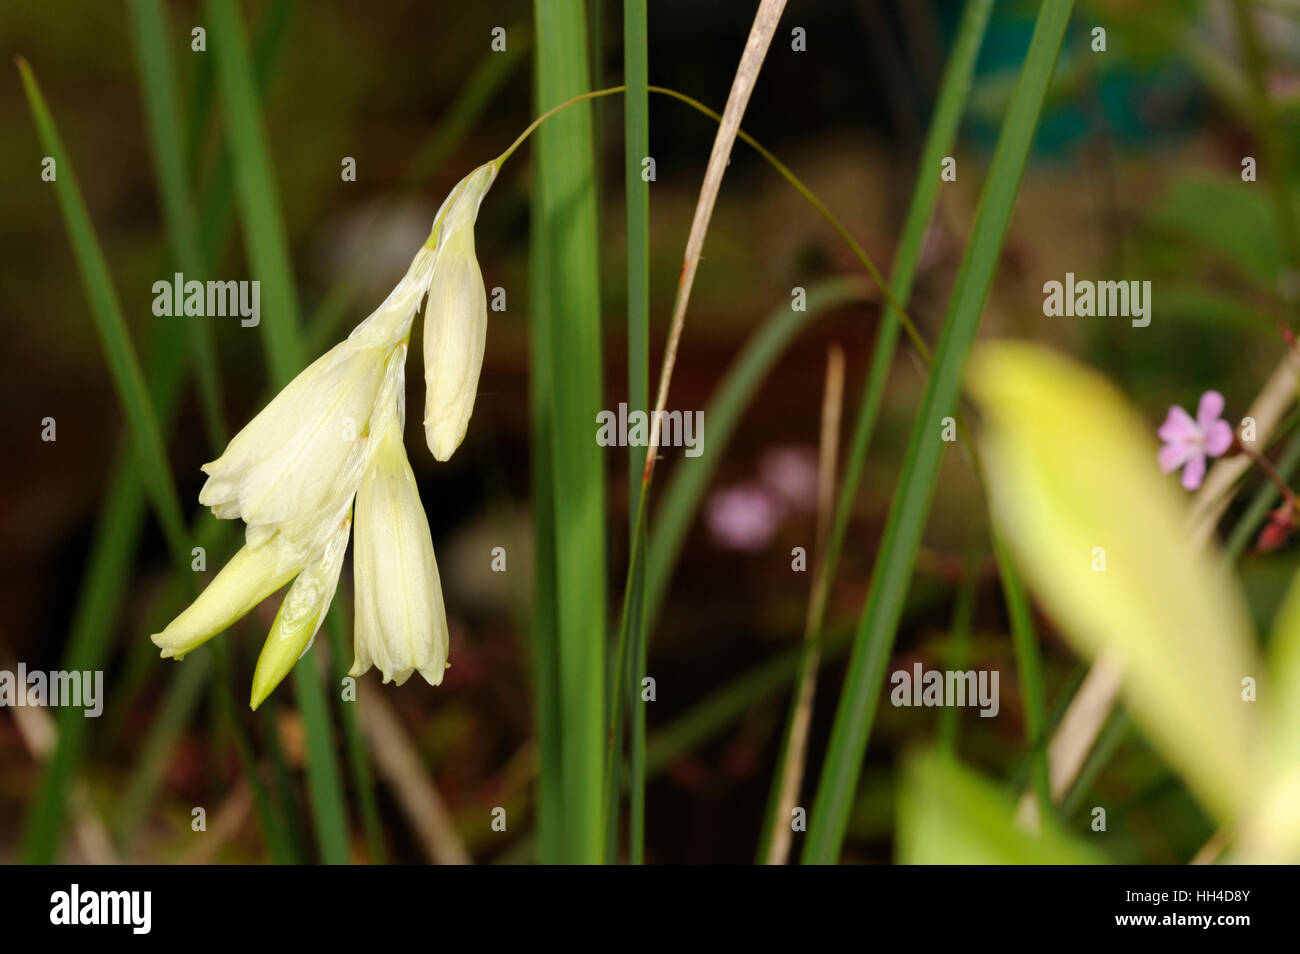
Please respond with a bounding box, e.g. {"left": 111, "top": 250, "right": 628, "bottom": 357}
{"left": 325, "top": 593, "right": 387, "bottom": 863}
{"left": 533, "top": 0, "right": 607, "bottom": 865}
{"left": 115, "top": 650, "right": 213, "bottom": 845}
{"left": 992, "top": 533, "right": 1050, "bottom": 818}
{"left": 758, "top": 0, "right": 995, "bottom": 859}
{"left": 127, "top": 0, "right": 226, "bottom": 449}
{"left": 17, "top": 59, "right": 189, "bottom": 563}
{"left": 528, "top": 197, "right": 563, "bottom": 862}
{"left": 16, "top": 60, "right": 197, "bottom": 862}
{"left": 622, "top": 0, "right": 650, "bottom": 866}
{"left": 803, "top": 0, "right": 1075, "bottom": 863}
{"left": 937, "top": 550, "right": 978, "bottom": 752}
{"left": 207, "top": 0, "right": 304, "bottom": 377}
{"left": 207, "top": 0, "right": 349, "bottom": 864}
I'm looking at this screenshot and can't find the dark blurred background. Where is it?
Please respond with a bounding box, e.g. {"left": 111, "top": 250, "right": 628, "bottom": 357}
{"left": 2, "top": 0, "right": 1298, "bottom": 862}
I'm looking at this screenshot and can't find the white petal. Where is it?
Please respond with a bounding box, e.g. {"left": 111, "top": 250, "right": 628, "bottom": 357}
{"left": 152, "top": 532, "right": 302, "bottom": 660}
{"left": 200, "top": 337, "right": 387, "bottom": 539}
{"left": 250, "top": 510, "right": 353, "bottom": 709}
{"left": 423, "top": 224, "right": 487, "bottom": 461}
{"left": 420, "top": 162, "right": 497, "bottom": 462}
{"left": 428, "top": 163, "right": 498, "bottom": 252}
{"left": 352, "top": 421, "right": 449, "bottom": 687}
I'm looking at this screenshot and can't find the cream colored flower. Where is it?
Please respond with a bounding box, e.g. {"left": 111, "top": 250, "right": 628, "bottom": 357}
{"left": 152, "top": 346, "right": 407, "bottom": 706}
{"left": 153, "top": 250, "right": 433, "bottom": 706}
{"left": 423, "top": 162, "right": 497, "bottom": 461}
{"left": 352, "top": 350, "right": 449, "bottom": 686}
{"left": 199, "top": 247, "right": 437, "bottom": 551}
{"left": 153, "top": 158, "right": 497, "bottom": 706}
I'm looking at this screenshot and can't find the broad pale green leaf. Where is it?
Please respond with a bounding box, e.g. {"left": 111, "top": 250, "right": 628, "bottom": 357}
{"left": 897, "top": 749, "right": 1102, "bottom": 865}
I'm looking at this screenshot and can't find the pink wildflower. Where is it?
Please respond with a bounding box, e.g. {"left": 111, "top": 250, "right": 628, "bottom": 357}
{"left": 1157, "top": 390, "right": 1234, "bottom": 490}
{"left": 706, "top": 483, "right": 783, "bottom": 552}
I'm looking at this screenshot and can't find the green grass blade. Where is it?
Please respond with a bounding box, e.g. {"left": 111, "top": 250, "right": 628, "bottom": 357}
{"left": 802, "top": 0, "right": 1075, "bottom": 864}
{"left": 1003, "top": 662, "right": 1086, "bottom": 797}
{"left": 533, "top": 0, "right": 607, "bottom": 864}
{"left": 645, "top": 278, "right": 868, "bottom": 624}
{"left": 325, "top": 592, "right": 387, "bottom": 863}
{"left": 814, "top": 0, "right": 994, "bottom": 647}
{"left": 127, "top": 0, "right": 226, "bottom": 449}
{"left": 115, "top": 649, "right": 213, "bottom": 846}
{"left": 645, "top": 626, "right": 854, "bottom": 776}
{"left": 622, "top": 0, "right": 650, "bottom": 865}
{"left": 19, "top": 453, "right": 158, "bottom": 861}
{"left": 260, "top": 702, "right": 310, "bottom": 858}
{"left": 15, "top": 58, "right": 208, "bottom": 860}
{"left": 208, "top": 0, "right": 349, "bottom": 863}
{"left": 937, "top": 551, "right": 978, "bottom": 752}
{"left": 207, "top": 0, "right": 305, "bottom": 377}
{"left": 194, "top": 1, "right": 290, "bottom": 272}
{"left": 1061, "top": 710, "right": 1131, "bottom": 819}
{"left": 212, "top": 640, "right": 299, "bottom": 863}
{"left": 293, "top": 660, "right": 351, "bottom": 863}
{"left": 528, "top": 205, "right": 563, "bottom": 862}
{"left": 17, "top": 59, "right": 190, "bottom": 565}
{"left": 992, "top": 532, "right": 1050, "bottom": 818}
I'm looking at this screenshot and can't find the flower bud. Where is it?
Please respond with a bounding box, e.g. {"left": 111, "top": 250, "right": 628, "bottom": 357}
{"left": 423, "top": 162, "right": 497, "bottom": 461}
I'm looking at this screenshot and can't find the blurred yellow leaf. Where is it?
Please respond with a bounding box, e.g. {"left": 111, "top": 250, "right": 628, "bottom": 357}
{"left": 967, "top": 341, "right": 1261, "bottom": 825}
{"left": 1236, "top": 572, "right": 1300, "bottom": 861}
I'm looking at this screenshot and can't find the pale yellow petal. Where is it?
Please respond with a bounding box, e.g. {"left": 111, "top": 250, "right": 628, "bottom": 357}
{"left": 353, "top": 424, "right": 449, "bottom": 687}
{"left": 152, "top": 534, "right": 301, "bottom": 660}
{"left": 250, "top": 512, "right": 353, "bottom": 709}
{"left": 200, "top": 338, "right": 386, "bottom": 535}
{"left": 420, "top": 162, "right": 497, "bottom": 462}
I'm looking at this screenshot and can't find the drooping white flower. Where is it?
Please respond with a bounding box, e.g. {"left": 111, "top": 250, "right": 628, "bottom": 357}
{"left": 153, "top": 158, "right": 498, "bottom": 707}
{"left": 153, "top": 346, "right": 407, "bottom": 690}
{"left": 352, "top": 345, "right": 450, "bottom": 686}
{"left": 423, "top": 162, "right": 498, "bottom": 461}
{"left": 153, "top": 251, "right": 435, "bottom": 706}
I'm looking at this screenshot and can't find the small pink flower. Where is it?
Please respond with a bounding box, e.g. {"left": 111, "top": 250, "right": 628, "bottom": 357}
{"left": 706, "top": 483, "right": 783, "bottom": 552}
{"left": 758, "top": 445, "right": 818, "bottom": 514}
{"left": 1157, "top": 390, "right": 1234, "bottom": 490}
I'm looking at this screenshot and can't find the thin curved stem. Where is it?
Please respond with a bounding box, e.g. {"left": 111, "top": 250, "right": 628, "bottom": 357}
{"left": 494, "top": 84, "right": 934, "bottom": 365}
